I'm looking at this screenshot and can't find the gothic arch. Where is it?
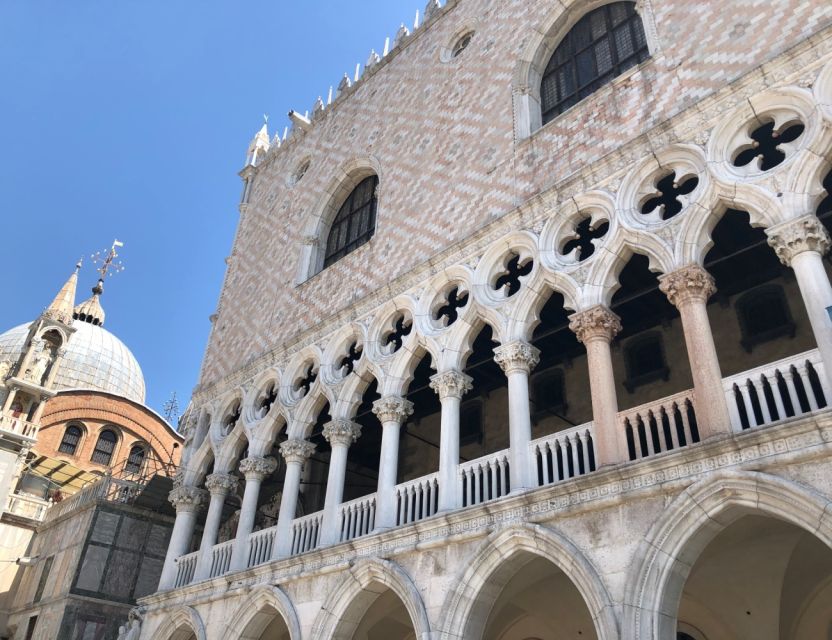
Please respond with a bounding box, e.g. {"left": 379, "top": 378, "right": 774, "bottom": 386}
{"left": 309, "top": 557, "right": 431, "bottom": 640}
{"left": 623, "top": 469, "right": 832, "bottom": 640}
{"left": 297, "top": 155, "right": 383, "bottom": 282}
{"left": 437, "top": 523, "right": 618, "bottom": 640}
{"left": 182, "top": 438, "right": 214, "bottom": 486}
{"left": 156, "top": 606, "right": 207, "bottom": 640}
{"left": 228, "top": 585, "right": 301, "bottom": 640}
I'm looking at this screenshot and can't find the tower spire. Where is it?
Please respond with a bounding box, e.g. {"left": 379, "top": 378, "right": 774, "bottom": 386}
{"left": 43, "top": 260, "right": 82, "bottom": 325}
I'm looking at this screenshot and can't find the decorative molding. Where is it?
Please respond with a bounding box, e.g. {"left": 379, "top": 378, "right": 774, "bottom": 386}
{"left": 493, "top": 341, "right": 541, "bottom": 375}
{"left": 766, "top": 214, "right": 831, "bottom": 266}
{"left": 372, "top": 396, "right": 414, "bottom": 424}
{"left": 429, "top": 370, "right": 474, "bottom": 400}
{"left": 658, "top": 264, "right": 717, "bottom": 308}
{"left": 569, "top": 306, "right": 622, "bottom": 344}
{"left": 323, "top": 419, "right": 362, "bottom": 447}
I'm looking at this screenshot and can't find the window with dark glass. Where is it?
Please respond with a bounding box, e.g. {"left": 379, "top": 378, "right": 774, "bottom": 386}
{"left": 540, "top": 1, "right": 649, "bottom": 124}
{"left": 58, "top": 424, "right": 82, "bottom": 455}
{"left": 736, "top": 285, "right": 795, "bottom": 352}
{"left": 324, "top": 175, "right": 379, "bottom": 268}
{"left": 125, "top": 445, "right": 146, "bottom": 475}
{"left": 91, "top": 429, "right": 117, "bottom": 465}
{"left": 624, "top": 332, "right": 669, "bottom": 392}
{"left": 531, "top": 368, "right": 568, "bottom": 421}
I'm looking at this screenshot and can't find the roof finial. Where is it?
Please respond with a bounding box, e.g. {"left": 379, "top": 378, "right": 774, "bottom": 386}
{"left": 75, "top": 240, "right": 125, "bottom": 326}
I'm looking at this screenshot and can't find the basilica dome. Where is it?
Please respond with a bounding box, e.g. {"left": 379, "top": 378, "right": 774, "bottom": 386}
{"left": 0, "top": 320, "right": 146, "bottom": 404}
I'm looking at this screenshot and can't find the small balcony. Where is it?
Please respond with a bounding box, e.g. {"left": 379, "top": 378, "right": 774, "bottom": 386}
{"left": 4, "top": 492, "right": 51, "bottom": 522}
{"left": 171, "top": 348, "right": 830, "bottom": 590}
{"left": 0, "top": 415, "right": 38, "bottom": 442}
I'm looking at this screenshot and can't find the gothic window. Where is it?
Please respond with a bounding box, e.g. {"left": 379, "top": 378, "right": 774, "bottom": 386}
{"left": 91, "top": 429, "right": 117, "bottom": 465}
{"left": 736, "top": 285, "right": 795, "bottom": 352}
{"left": 531, "top": 368, "right": 568, "bottom": 421}
{"left": 640, "top": 171, "right": 699, "bottom": 220}
{"left": 460, "top": 399, "right": 484, "bottom": 446}
{"left": 58, "top": 424, "right": 83, "bottom": 455}
{"left": 623, "top": 332, "right": 669, "bottom": 392}
{"left": 540, "top": 2, "right": 648, "bottom": 124}
{"left": 452, "top": 31, "right": 474, "bottom": 57}
{"left": 125, "top": 445, "right": 146, "bottom": 475}
{"left": 324, "top": 175, "right": 379, "bottom": 268}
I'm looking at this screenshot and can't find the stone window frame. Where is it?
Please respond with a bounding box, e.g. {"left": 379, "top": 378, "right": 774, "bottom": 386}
{"left": 512, "top": 0, "right": 660, "bottom": 142}
{"left": 735, "top": 284, "right": 796, "bottom": 353}
{"left": 323, "top": 175, "right": 379, "bottom": 269}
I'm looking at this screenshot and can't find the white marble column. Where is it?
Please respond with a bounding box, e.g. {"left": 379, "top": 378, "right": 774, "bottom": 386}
{"left": 767, "top": 214, "right": 832, "bottom": 378}
{"left": 371, "top": 396, "right": 414, "bottom": 530}
{"left": 429, "top": 370, "right": 473, "bottom": 512}
{"left": 320, "top": 420, "right": 361, "bottom": 546}
{"left": 494, "top": 341, "right": 540, "bottom": 491}
{"left": 569, "top": 306, "right": 624, "bottom": 466}
{"left": 158, "top": 485, "right": 208, "bottom": 590}
{"left": 194, "top": 473, "right": 238, "bottom": 580}
{"left": 659, "top": 264, "right": 731, "bottom": 439}
{"left": 229, "top": 456, "right": 277, "bottom": 571}
{"left": 273, "top": 438, "right": 315, "bottom": 559}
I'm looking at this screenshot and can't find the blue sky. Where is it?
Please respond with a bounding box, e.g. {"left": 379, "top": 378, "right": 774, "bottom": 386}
{"left": 0, "top": 0, "right": 421, "bottom": 422}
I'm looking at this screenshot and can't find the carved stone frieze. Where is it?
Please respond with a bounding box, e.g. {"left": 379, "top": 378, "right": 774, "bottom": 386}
{"left": 372, "top": 396, "right": 414, "bottom": 424}
{"left": 568, "top": 306, "right": 622, "bottom": 344}
{"left": 493, "top": 341, "right": 541, "bottom": 375}
{"left": 766, "top": 214, "right": 831, "bottom": 266}
{"left": 659, "top": 264, "right": 717, "bottom": 307}
{"left": 429, "top": 370, "right": 474, "bottom": 400}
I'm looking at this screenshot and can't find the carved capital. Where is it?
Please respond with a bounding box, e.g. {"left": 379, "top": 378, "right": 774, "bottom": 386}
{"left": 323, "top": 419, "right": 362, "bottom": 447}
{"left": 429, "top": 370, "right": 473, "bottom": 400}
{"left": 238, "top": 456, "right": 277, "bottom": 480}
{"left": 372, "top": 396, "right": 414, "bottom": 424}
{"left": 658, "top": 264, "right": 716, "bottom": 307}
{"left": 204, "top": 473, "right": 239, "bottom": 497}
{"left": 168, "top": 485, "right": 208, "bottom": 513}
{"left": 493, "top": 341, "right": 540, "bottom": 375}
{"left": 766, "top": 214, "right": 831, "bottom": 266}
{"left": 280, "top": 438, "right": 316, "bottom": 465}
{"left": 568, "top": 306, "right": 622, "bottom": 344}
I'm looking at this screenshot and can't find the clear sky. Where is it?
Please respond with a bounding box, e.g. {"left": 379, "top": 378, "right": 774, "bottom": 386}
{"left": 0, "top": 0, "right": 421, "bottom": 423}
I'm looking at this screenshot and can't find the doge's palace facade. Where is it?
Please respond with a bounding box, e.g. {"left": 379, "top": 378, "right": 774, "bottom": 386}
{"left": 135, "top": 1, "right": 832, "bottom": 639}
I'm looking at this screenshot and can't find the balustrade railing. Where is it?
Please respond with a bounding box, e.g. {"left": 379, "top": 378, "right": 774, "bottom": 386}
{"left": 339, "top": 494, "right": 376, "bottom": 542}
{"left": 0, "top": 415, "right": 37, "bottom": 439}
{"left": 723, "top": 349, "right": 829, "bottom": 432}
{"left": 290, "top": 512, "right": 323, "bottom": 556}
{"left": 530, "top": 422, "right": 595, "bottom": 487}
{"left": 5, "top": 492, "right": 51, "bottom": 521}
{"left": 209, "top": 539, "right": 234, "bottom": 578}
{"left": 174, "top": 551, "right": 198, "bottom": 588}
{"left": 620, "top": 390, "right": 698, "bottom": 460}
{"left": 459, "top": 450, "right": 511, "bottom": 508}
{"left": 395, "top": 473, "right": 439, "bottom": 526}
{"left": 247, "top": 526, "right": 278, "bottom": 568}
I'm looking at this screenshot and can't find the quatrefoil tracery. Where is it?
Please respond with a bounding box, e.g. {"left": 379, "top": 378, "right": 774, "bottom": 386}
{"left": 294, "top": 363, "right": 319, "bottom": 397}
{"left": 732, "top": 119, "right": 805, "bottom": 172}
{"left": 222, "top": 402, "right": 241, "bottom": 436}
{"left": 383, "top": 313, "right": 412, "bottom": 353}
{"left": 256, "top": 383, "right": 278, "bottom": 418}
{"left": 493, "top": 253, "right": 533, "bottom": 297}
{"left": 435, "top": 286, "right": 469, "bottom": 327}
{"left": 640, "top": 171, "right": 700, "bottom": 221}
{"left": 338, "top": 341, "right": 363, "bottom": 377}
{"left": 559, "top": 216, "right": 610, "bottom": 262}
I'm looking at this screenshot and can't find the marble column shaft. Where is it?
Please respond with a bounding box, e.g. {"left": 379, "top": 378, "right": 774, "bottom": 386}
{"left": 430, "top": 370, "right": 473, "bottom": 512}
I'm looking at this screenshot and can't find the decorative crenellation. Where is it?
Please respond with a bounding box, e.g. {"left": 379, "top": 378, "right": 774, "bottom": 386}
{"left": 659, "top": 264, "right": 717, "bottom": 308}
{"left": 280, "top": 438, "right": 316, "bottom": 465}
{"left": 204, "top": 473, "right": 239, "bottom": 496}
{"left": 323, "top": 419, "right": 362, "bottom": 447}
{"left": 569, "top": 306, "right": 623, "bottom": 344}
{"left": 429, "top": 370, "right": 474, "bottom": 400}
{"left": 238, "top": 456, "right": 278, "bottom": 480}
{"left": 168, "top": 485, "right": 208, "bottom": 512}
{"left": 766, "top": 214, "right": 832, "bottom": 266}
{"left": 493, "top": 341, "right": 541, "bottom": 375}
{"left": 372, "top": 396, "right": 414, "bottom": 424}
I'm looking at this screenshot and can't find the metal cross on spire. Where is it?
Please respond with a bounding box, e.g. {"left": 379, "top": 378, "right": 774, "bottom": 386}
{"left": 91, "top": 240, "right": 126, "bottom": 281}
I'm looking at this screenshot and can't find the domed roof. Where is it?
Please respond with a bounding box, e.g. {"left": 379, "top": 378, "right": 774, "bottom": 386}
{"left": 0, "top": 321, "right": 146, "bottom": 404}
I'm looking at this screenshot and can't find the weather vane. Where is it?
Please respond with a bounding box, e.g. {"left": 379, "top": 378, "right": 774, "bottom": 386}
{"left": 90, "top": 240, "right": 125, "bottom": 280}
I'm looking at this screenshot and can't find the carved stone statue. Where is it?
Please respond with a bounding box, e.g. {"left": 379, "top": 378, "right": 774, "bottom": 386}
{"left": 117, "top": 607, "right": 144, "bottom": 640}
{"left": 25, "top": 341, "right": 53, "bottom": 385}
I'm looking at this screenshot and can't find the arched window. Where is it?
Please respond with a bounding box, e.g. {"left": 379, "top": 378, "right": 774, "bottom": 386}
{"left": 125, "top": 445, "right": 146, "bottom": 475}
{"left": 58, "top": 424, "right": 83, "bottom": 455}
{"left": 324, "top": 175, "right": 379, "bottom": 268}
{"left": 540, "top": 2, "right": 649, "bottom": 124}
{"left": 91, "top": 429, "right": 117, "bottom": 465}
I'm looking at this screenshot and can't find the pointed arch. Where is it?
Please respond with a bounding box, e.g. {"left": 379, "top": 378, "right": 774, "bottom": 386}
{"left": 227, "top": 585, "right": 301, "bottom": 640}
{"left": 438, "top": 523, "right": 618, "bottom": 640}
{"left": 623, "top": 469, "right": 832, "bottom": 640}
{"left": 309, "top": 557, "right": 431, "bottom": 640}
{"left": 182, "top": 438, "right": 214, "bottom": 486}
{"left": 156, "top": 606, "right": 206, "bottom": 640}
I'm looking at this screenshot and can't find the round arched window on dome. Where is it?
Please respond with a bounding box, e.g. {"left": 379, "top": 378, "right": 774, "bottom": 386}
{"left": 125, "top": 444, "right": 146, "bottom": 475}
{"left": 91, "top": 429, "right": 117, "bottom": 465}
{"left": 58, "top": 424, "right": 83, "bottom": 456}
{"left": 324, "top": 175, "right": 379, "bottom": 268}
{"left": 540, "top": 2, "right": 649, "bottom": 124}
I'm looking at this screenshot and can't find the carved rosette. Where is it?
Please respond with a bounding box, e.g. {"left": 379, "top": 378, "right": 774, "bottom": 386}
{"left": 323, "top": 419, "right": 362, "bottom": 448}
{"left": 659, "top": 264, "right": 717, "bottom": 307}
{"left": 568, "top": 306, "right": 622, "bottom": 344}
{"left": 168, "top": 485, "right": 208, "bottom": 513}
{"left": 429, "top": 370, "right": 474, "bottom": 400}
{"left": 204, "top": 473, "right": 239, "bottom": 497}
{"left": 280, "top": 438, "right": 316, "bottom": 465}
{"left": 238, "top": 456, "right": 278, "bottom": 480}
{"left": 493, "top": 341, "right": 541, "bottom": 375}
{"left": 372, "top": 396, "right": 414, "bottom": 424}
{"left": 766, "top": 214, "right": 831, "bottom": 266}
